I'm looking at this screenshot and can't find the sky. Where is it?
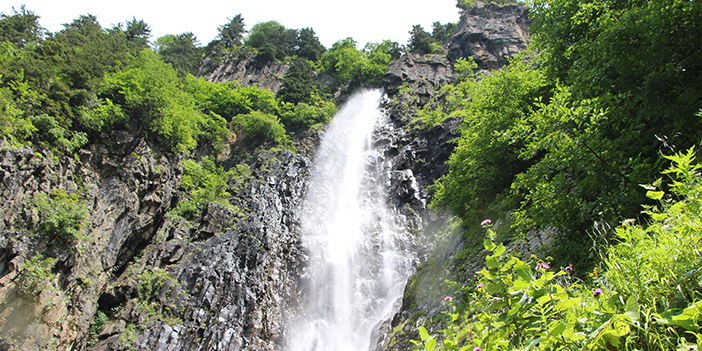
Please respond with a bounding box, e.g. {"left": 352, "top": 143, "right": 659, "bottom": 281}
{"left": 2, "top": 0, "right": 461, "bottom": 48}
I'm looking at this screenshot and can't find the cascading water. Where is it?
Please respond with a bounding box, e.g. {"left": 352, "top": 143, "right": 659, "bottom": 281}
{"left": 287, "top": 89, "right": 418, "bottom": 351}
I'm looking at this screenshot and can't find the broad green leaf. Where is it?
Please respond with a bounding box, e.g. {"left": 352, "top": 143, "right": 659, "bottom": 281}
{"left": 425, "top": 338, "right": 437, "bottom": 351}
{"left": 494, "top": 243, "right": 506, "bottom": 256}
{"left": 624, "top": 295, "right": 640, "bottom": 323}
{"left": 514, "top": 260, "right": 534, "bottom": 282}
{"left": 548, "top": 321, "right": 566, "bottom": 337}
{"left": 646, "top": 190, "right": 664, "bottom": 200}
{"left": 524, "top": 338, "right": 542, "bottom": 350}
{"left": 484, "top": 238, "right": 496, "bottom": 251}
{"left": 486, "top": 255, "right": 500, "bottom": 269}
{"left": 555, "top": 297, "right": 581, "bottom": 311}
{"left": 419, "top": 326, "right": 429, "bottom": 341}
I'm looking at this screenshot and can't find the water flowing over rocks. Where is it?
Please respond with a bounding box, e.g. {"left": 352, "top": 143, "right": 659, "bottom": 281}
{"left": 0, "top": 3, "right": 537, "bottom": 349}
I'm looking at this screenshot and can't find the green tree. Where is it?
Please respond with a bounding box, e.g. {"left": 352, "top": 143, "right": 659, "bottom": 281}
{"left": 432, "top": 59, "right": 550, "bottom": 226}
{"left": 101, "top": 50, "right": 220, "bottom": 153}
{"left": 408, "top": 25, "right": 433, "bottom": 54}
{"left": 123, "top": 17, "right": 151, "bottom": 49}
{"left": 277, "top": 58, "right": 316, "bottom": 104}
{"left": 155, "top": 33, "right": 202, "bottom": 76}
{"left": 216, "top": 14, "right": 246, "bottom": 50}
{"left": 431, "top": 21, "right": 456, "bottom": 43}
{"left": 0, "top": 5, "right": 45, "bottom": 49}
{"left": 296, "top": 27, "right": 326, "bottom": 61}
{"left": 246, "top": 21, "right": 298, "bottom": 63}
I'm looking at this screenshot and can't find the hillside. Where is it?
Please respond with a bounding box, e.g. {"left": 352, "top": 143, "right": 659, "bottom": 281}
{"left": 1, "top": 0, "right": 702, "bottom": 350}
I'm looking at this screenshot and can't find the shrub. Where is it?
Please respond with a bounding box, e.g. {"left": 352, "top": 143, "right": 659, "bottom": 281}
{"left": 15, "top": 255, "right": 55, "bottom": 300}
{"left": 416, "top": 148, "right": 702, "bottom": 351}
{"left": 170, "top": 157, "right": 250, "bottom": 220}
{"left": 279, "top": 101, "right": 336, "bottom": 131}
{"left": 231, "top": 110, "right": 291, "bottom": 147}
{"left": 32, "top": 189, "right": 88, "bottom": 248}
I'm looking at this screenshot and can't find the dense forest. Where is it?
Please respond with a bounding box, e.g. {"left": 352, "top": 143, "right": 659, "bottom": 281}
{"left": 1, "top": 0, "right": 702, "bottom": 349}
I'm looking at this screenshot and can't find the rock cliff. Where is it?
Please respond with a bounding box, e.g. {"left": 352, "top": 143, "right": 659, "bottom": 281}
{"left": 0, "top": 3, "right": 533, "bottom": 350}
{"left": 450, "top": 2, "right": 530, "bottom": 70}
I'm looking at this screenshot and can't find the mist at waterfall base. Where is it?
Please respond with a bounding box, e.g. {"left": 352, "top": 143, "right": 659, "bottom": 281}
{"left": 287, "top": 90, "right": 419, "bottom": 351}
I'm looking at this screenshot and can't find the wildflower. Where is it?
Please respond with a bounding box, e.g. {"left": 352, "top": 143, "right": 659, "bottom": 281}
{"left": 477, "top": 283, "right": 484, "bottom": 291}
{"left": 564, "top": 265, "right": 573, "bottom": 271}
{"left": 593, "top": 288, "right": 603, "bottom": 297}
{"left": 444, "top": 296, "right": 453, "bottom": 302}
{"left": 480, "top": 219, "right": 492, "bottom": 226}
{"left": 536, "top": 262, "right": 550, "bottom": 270}
{"left": 474, "top": 347, "right": 483, "bottom": 351}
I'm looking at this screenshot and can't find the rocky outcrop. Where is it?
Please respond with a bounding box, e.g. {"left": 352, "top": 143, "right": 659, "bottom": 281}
{"left": 383, "top": 53, "right": 455, "bottom": 99}
{"left": 199, "top": 53, "right": 290, "bottom": 93}
{"left": 0, "top": 134, "right": 180, "bottom": 351}
{"left": 449, "top": 2, "right": 530, "bottom": 70}
{"left": 90, "top": 150, "right": 310, "bottom": 351}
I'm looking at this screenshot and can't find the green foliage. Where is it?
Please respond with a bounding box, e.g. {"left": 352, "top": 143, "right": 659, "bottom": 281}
{"left": 171, "top": 157, "right": 250, "bottom": 220}
{"left": 279, "top": 100, "right": 336, "bottom": 131}
{"left": 528, "top": 0, "right": 702, "bottom": 192}
{"left": 432, "top": 59, "right": 550, "bottom": 226}
{"left": 215, "top": 14, "right": 246, "bottom": 50}
{"left": 295, "top": 27, "right": 326, "bottom": 62}
{"left": 184, "top": 76, "right": 279, "bottom": 119}
{"left": 246, "top": 21, "right": 298, "bottom": 63}
{"left": 0, "top": 5, "right": 45, "bottom": 49}
{"left": 431, "top": 22, "right": 457, "bottom": 43}
{"left": 409, "top": 25, "right": 434, "bottom": 55}
{"left": 101, "top": 50, "right": 218, "bottom": 153}
{"left": 321, "top": 38, "right": 396, "bottom": 88}
{"left": 16, "top": 255, "right": 55, "bottom": 300}
{"left": 231, "top": 110, "right": 291, "bottom": 148}
{"left": 32, "top": 189, "right": 88, "bottom": 248}
{"left": 418, "top": 149, "right": 702, "bottom": 351}
{"left": 154, "top": 33, "right": 202, "bottom": 77}
{"left": 31, "top": 113, "right": 88, "bottom": 152}
{"left": 276, "top": 58, "right": 318, "bottom": 104}
{"left": 87, "top": 310, "right": 109, "bottom": 346}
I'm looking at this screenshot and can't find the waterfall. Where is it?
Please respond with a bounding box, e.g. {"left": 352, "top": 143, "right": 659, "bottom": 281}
{"left": 287, "top": 89, "right": 418, "bottom": 351}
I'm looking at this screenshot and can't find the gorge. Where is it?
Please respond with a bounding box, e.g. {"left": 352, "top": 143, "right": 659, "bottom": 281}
{"left": 0, "top": 2, "right": 532, "bottom": 350}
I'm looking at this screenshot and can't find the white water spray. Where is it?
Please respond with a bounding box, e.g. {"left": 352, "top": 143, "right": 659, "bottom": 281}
{"left": 287, "top": 90, "right": 417, "bottom": 351}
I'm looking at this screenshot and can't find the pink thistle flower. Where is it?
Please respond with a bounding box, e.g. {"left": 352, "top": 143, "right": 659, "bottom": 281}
{"left": 564, "top": 265, "right": 573, "bottom": 271}
{"left": 444, "top": 296, "right": 453, "bottom": 302}
{"left": 477, "top": 283, "right": 484, "bottom": 291}
{"left": 593, "top": 288, "right": 604, "bottom": 297}
{"left": 474, "top": 347, "right": 483, "bottom": 351}
{"left": 536, "top": 262, "right": 550, "bottom": 270}
{"left": 480, "top": 219, "right": 492, "bottom": 226}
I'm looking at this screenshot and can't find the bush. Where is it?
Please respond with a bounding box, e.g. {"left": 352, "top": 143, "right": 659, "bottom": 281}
{"left": 170, "top": 157, "right": 250, "bottom": 220}
{"left": 32, "top": 189, "right": 88, "bottom": 248}
{"left": 279, "top": 101, "right": 336, "bottom": 131}
{"left": 416, "top": 148, "right": 702, "bottom": 351}
{"left": 231, "top": 110, "right": 291, "bottom": 147}
{"left": 16, "top": 255, "right": 55, "bottom": 300}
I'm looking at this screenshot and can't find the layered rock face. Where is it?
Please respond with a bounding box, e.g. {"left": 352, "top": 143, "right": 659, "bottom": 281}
{"left": 199, "top": 53, "right": 290, "bottom": 93}
{"left": 449, "top": 2, "right": 530, "bottom": 70}
{"left": 0, "top": 4, "right": 532, "bottom": 350}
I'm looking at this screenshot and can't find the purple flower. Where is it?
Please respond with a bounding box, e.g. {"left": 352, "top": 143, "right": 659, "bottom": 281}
{"left": 477, "top": 283, "right": 484, "bottom": 291}
{"left": 536, "top": 262, "right": 550, "bottom": 270}
{"left": 444, "top": 296, "right": 453, "bottom": 302}
{"left": 474, "top": 347, "right": 483, "bottom": 351}
{"left": 480, "top": 219, "right": 492, "bottom": 226}
{"left": 564, "top": 265, "right": 573, "bottom": 271}
{"left": 593, "top": 288, "right": 604, "bottom": 297}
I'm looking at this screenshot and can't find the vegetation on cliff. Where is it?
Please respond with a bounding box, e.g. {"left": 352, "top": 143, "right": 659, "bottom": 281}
{"left": 405, "top": 0, "right": 702, "bottom": 349}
